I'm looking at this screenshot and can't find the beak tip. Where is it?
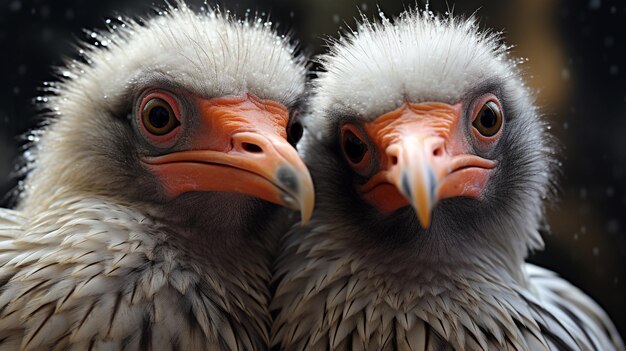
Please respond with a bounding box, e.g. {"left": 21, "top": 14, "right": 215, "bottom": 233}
{"left": 300, "top": 213, "right": 311, "bottom": 225}
{"left": 401, "top": 169, "right": 435, "bottom": 231}
{"left": 298, "top": 188, "right": 314, "bottom": 225}
{"left": 277, "top": 166, "right": 314, "bottom": 225}
{"left": 415, "top": 207, "right": 432, "bottom": 229}
{"left": 410, "top": 191, "right": 433, "bottom": 230}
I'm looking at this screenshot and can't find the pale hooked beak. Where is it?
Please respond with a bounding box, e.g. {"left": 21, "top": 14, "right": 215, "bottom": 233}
{"left": 145, "top": 94, "right": 314, "bottom": 223}
{"left": 360, "top": 102, "right": 496, "bottom": 228}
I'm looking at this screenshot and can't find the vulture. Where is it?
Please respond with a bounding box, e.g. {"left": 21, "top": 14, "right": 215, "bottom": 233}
{"left": 0, "top": 4, "right": 313, "bottom": 350}
{"left": 271, "top": 9, "right": 625, "bottom": 351}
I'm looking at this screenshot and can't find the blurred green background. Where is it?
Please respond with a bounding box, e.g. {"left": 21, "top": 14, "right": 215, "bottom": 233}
{"left": 1, "top": 0, "right": 625, "bottom": 338}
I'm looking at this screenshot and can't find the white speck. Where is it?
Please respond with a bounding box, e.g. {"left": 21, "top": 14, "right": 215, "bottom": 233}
{"left": 561, "top": 68, "right": 570, "bottom": 80}
{"left": 361, "top": 3, "right": 368, "bottom": 11}
{"left": 589, "top": 0, "right": 601, "bottom": 10}
{"left": 378, "top": 11, "right": 388, "bottom": 23}
{"left": 332, "top": 14, "right": 340, "bottom": 23}
{"left": 563, "top": 122, "right": 569, "bottom": 129}
{"left": 90, "top": 32, "right": 97, "bottom": 38}
{"left": 580, "top": 226, "right": 587, "bottom": 234}
{"left": 105, "top": 19, "right": 111, "bottom": 24}
{"left": 609, "top": 65, "right": 619, "bottom": 75}
{"left": 592, "top": 247, "right": 600, "bottom": 256}
{"left": 579, "top": 187, "right": 588, "bottom": 199}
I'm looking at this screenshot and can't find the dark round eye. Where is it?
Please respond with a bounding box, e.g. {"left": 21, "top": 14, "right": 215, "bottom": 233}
{"left": 142, "top": 98, "right": 179, "bottom": 136}
{"left": 473, "top": 100, "right": 503, "bottom": 137}
{"left": 343, "top": 130, "right": 368, "bottom": 164}
{"left": 287, "top": 120, "right": 303, "bottom": 146}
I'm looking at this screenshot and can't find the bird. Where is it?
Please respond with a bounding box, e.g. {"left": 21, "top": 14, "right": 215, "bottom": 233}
{"left": 271, "top": 8, "right": 625, "bottom": 351}
{"left": 0, "top": 3, "right": 313, "bottom": 350}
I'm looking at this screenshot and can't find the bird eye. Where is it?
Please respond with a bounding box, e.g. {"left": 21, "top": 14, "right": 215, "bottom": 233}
{"left": 142, "top": 98, "right": 180, "bottom": 136}
{"left": 341, "top": 125, "right": 375, "bottom": 177}
{"left": 343, "top": 130, "right": 368, "bottom": 163}
{"left": 287, "top": 120, "right": 303, "bottom": 147}
{"left": 472, "top": 100, "right": 503, "bottom": 137}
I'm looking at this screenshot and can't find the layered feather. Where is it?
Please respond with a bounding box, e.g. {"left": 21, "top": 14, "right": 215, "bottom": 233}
{"left": 0, "top": 197, "right": 273, "bottom": 350}
{"left": 272, "top": 221, "right": 624, "bottom": 351}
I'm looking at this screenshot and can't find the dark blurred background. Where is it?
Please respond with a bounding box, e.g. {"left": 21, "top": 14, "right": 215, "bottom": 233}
{"left": 1, "top": 0, "right": 625, "bottom": 339}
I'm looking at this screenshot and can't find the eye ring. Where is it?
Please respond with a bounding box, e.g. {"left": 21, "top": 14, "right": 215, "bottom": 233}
{"left": 341, "top": 124, "right": 374, "bottom": 177}
{"left": 138, "top": 91, "right": 182, "bottom": 146}
{"left": 343, "top": 130, "right": 367, "bottom": 163}
{"left": 471, "top": 96, "right": 504, "bottom": 142}
{"left": 142, "top": 98, "right": 179, "bottom": 136}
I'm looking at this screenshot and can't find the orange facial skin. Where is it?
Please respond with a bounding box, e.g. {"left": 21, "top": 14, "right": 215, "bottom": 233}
{"left": 144, "top": 94, "right": 314, "bottom": 223}
{"left": 352, "top": 102, "right": 497, "bottom": 228}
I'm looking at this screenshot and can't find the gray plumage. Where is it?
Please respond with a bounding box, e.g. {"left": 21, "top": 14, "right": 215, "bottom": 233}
{"left": 271, "top": 9, "right": 625, "bottom": 351}
{"left": 0, "top": 3, "right": 308, "bottom": 350}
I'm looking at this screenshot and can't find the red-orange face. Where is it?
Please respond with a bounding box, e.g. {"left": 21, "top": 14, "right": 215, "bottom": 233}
{"left": 339, "top": 94, "right": 504, "bottom": 227}
{"left": 136, "top": 90, "right": 314, "bottom": 222}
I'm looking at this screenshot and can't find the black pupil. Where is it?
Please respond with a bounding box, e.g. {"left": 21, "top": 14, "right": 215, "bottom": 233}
{"left": 149, "top": 105, "right": 171, "bottom": 129}
{"left": 480, "top": 105, "right": 498, "bottom": 129}
{"left": 344, "top": 131, "right": 367, "bottom": 163}
{"left": 288, "top": 121, "right": 303, "bottom": 146}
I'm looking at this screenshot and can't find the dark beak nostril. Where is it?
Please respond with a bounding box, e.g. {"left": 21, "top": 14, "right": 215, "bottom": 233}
{"left": 242, "top": 142, "right": 263, "bottom": 153}
{"left": 433, "top": 148, "right": 442, "bottom": 157}
{"left": 391, "top": 156, "right": 398, "bottom": 165}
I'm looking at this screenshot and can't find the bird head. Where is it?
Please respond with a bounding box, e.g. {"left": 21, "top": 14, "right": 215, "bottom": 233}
{"left": 304, "top": 10, "right": 556, "bottom": 263}
{"left": 21, "top": 4, "right": 314, "bottom": 225}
